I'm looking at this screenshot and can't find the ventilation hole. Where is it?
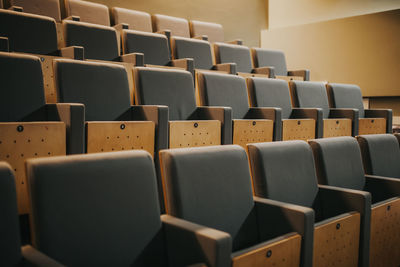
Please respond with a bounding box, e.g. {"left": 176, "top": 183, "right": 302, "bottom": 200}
{"left": 13, "top": 140, "right": 16, "bottom": 143}
{"left": 48, "top": 152, "right": 51, "bottom": 155}
{"left": 20, "top": 154, "right": 24, "bottom": 157}
{"left": 6, "top": 155, "right": 9, "bottom": 158}
{"left": 34, "top": 153, "right": 38, "bottom": 156}
{"left": 106, "top": 136, "right": 110, "bottom": 139}
{"left": 111, "top": 148, "right": 114, "bottom": 151}
{"left": 41, "top": 139, "right": 44, "bottom": 142}
{"left": 117, "top": 136, "right": 120, "bottom": 139}
{"left": 27, "top": 139, "right": 31, "bottom": 143}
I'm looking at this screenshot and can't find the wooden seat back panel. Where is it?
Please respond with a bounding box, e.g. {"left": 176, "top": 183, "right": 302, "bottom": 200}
{"left": 169, "top": 120, "right": 221, "bottom": 148}
{"left": 323, "top": 118, "right": 352, "bottom": 138}
{"left": 359, "top": 118, "right": 386, "bottom": 135}
{"left": 237, "top": 72, "right": 269, "bottom": 79}
{"left": 0, "top": 122, "right": 66, "bottom": 214}
{"left": 276, "top": 75, "right": 303, "bottom": 82}
{"left": 38, "top": 54, "right": 58, "bottom": 104}
{"left": 282, "top": 119, "right": 315, "bottom": 141}
{"left": 233, "top": 119, "right": 273, "bottom": 148}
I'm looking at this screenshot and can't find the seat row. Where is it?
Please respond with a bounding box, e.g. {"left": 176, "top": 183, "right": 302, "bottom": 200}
{"left": 2, "top": 135, "right": 400, "bottom": 266}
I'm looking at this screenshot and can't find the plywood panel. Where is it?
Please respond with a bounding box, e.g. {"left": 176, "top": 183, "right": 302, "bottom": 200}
{"left": 323, "top": 118, "right": 352, "bottom": 138}
{"left": 169, "top": 120, "right": 220, "bottom": 148}
{"left": 358, "top": 118, "right": 386, "bottom": 135}
{"left": 276, "top": 75, "right": 303, "bottom": 82}
{"left": 233, "top": 119, "right": 273, "bottom": 148}
{"left": 38, "top": 55, "right": 57, "bottom": 103}
{"left": 237, "top": 72, "right": 270, "bottom": 79}
{"left": 282, "top": 119, "right": 315, "bottom": 141}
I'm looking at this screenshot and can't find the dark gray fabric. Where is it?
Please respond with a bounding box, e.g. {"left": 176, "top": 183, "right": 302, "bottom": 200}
{"left": 249, "top": 78, "right": 292, "bottom": 119}
{"left": 357, "top": 134, "right": 400, "bottom": 178}
{"left": 291, "top": 81, "right": 330, "bottom": 119}
{"left": 252, "top": 48, "right": 287, "bottom": 76}
{"left": 199, "top": 72, "right": 249, "bottom": 119}
{"left": 0, "top": 162, "right": 21, "bottom": 266}
{"left": 328, "top": 83, "right": 365, "bottom": 118}
{"left": 0, "top": 52, "right": 45, "bottom": 122}
{"left": 27, "top": 151, "right": 164, "bottom": 266}
{"left": 215, "top": 42, "right": 252, "bottom": 73}
{"left": 135, "top": 67, "right": 196, "bottom": 120}
{"left": 309, "top": 137, "right": 366, "bottom": 190}
{"left": 54, "top": 59, "right": 131, "bottom": 121}
{"left": 247, "top": 141, "right": 319, "bottom": 208}
{"left": 123, "top": 30, "right": 170, "bottom": 66}
{"left": 0, "top": 9, "right": 58, "bottom": 55}
{"left": 63, "top": 20, "right": 119, "bottom": 61}
{"left": 172, "top": 37, "right": 213, "bottom": 70}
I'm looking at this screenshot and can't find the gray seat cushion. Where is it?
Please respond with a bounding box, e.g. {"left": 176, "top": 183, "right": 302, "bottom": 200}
{"left": 252, "top": 48, "right": 288, "bottom": 76}
{"left": 215, "top": 42, "right": 252, "bottom": 73}
{"left": 172, "top": 36, "right": 213, "bottom": 70}
{"left": 328, "top": 83, "right": 365, "bottom": 118}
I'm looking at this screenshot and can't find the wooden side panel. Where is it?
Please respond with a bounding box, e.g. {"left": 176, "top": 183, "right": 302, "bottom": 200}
{"left": 370, "top": 198, "right": 400, "bottom": 267}
{"left": 282, "top": 119, "right": 315, "bottom": 141}
{"left": 86, "top": 121, "right": 155, "bottom": 156}
{"left": 323, "top": 118, "right": 352, "bottom": 138}
{"left": 313, "top": 212, "right": 360, "bottom": 267}
{"left": 237, "top": 72, "right": 269, "bottom": 78}
{"left": 233, "top": 119, "right": 273, "bottom": 148}
{"left": 169, "top": 120, "right": 221, "bottom": 148}
{"left": 232, "top": 234, "right": 301, "bottom": 267}
{"left": 56, "top": 22, "right": 64, "bottom": 49}
{"left": 276, "top": 75, "right": 304, "bottom": 81}
{"left": 0, "top": 122, "right": 66, "bottom": 214}
{"left": 358, "top": 118, "right": 386, "bottom": 135}
{"left": 38, "top": 55, "right": 57, "bottom": 104}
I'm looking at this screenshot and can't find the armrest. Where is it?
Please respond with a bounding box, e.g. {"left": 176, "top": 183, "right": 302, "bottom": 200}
{"left": 21, "top": 245, "right": 65, "bottom": 267}
{"left": 226, "top": 39, "right": 243, "bottom": 45}
{"left": 192, "top": 106, "right": 233, "bottom": 145}
{"left": 113, "top": 23, "right": 129, "bottom": 32}
{"left": 329, "top": 108, "right": 359, "bottom": 136}
{"left": 60, "top": 46, "right": 84, "bottom": 60}
{"left": 119, "top": 52, "right": 144, "bottom": 66}
{"left": 170, "top": 58, "right": 195, "bottom": 78}
{"left": 253, "top": 197, "right": 314, "bottom": 267}
{"left": 161, "top": 214, "right": 231, "bottom": 267}
{"left": 0, "top": 36, "right": 9, "bottom": 52}
{"left": 9, "top": 6, "right": 23, "bottom": 12}
{"left": 193, "top": 35, "right": 209, "bottom": 41}
{"left": 291, "top": 108, "right": 324, "bottom": 138}
{"left": 364, "top": 109, "right": 392, "bottom": 133}
{"left": 212, "top": 63, "right": 237, "bottom": 74}
{"left": 65, "top": 15, "right": 80, "bottom": 21}
{"left": 365, "top": 174, "right": 400, "bottom": 203}
{"left": 156, "top": 30, "right": 171, "bottom": 50}
{"left": 246, "top": 107, "right": 282, "bottom": 141}
{"left": 252, "top": 66, "right": 274, "bottom": 78}
{"left": 288, "top": 69, "right": 310, "bottom": 81}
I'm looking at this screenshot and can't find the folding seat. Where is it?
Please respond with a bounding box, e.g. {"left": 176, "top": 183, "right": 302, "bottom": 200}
{"left": 247, "top": 141, "right": 370, "bottom": 267}
{"left": 189, "top": 20, "right": 243, "bottom": 44}
{"left": 160, "top": 145, "right": 312, "bottom": 267}
{"left": 309, "top": 136, "right": 400, "bottom": 267}
{"left": 290, "top": 81, "right": 355, "bottom": 137}
{"left": 64, "top": 0, "right": 110, "bottom": 26}
{"left": 251, "top": 48, "right": 310, "bottom": 81}
{"left": 326, "top": 83, "right": 392, "bottom": 135}
{"left": 197, "top": 72, "right": 277, "bottom": 146}
{"left": 0, "top": 162, "right": 63, "bottom": 266}
{"left": 26, "top": 150, "right": 217, "bottom": 266}
{"left": 111, "top": 7, "right": 152, "bottom": 32}
{"left": 0, "top": 52, "right": 84, "bottom": 214}
{"left": 152, "top": 14, "right": 190, "bottom": 38}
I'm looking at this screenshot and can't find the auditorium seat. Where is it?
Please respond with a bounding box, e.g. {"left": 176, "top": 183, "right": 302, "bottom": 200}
{"left": 64, "top": 0, "right": 110, "bottom": 26}
{"left": 111, "top": 7, "right": 152, "bottom": 32}
{"left": 251, "top": 48, "right": 310, "bottom": 81}
{"left": 0, "top": 52, "right": 84, "bottom": 214}
{"left": 26, "top": 151, "right": 211, "bottom": 266}
{"left": 309, "top": 136, "right": 400, "bottom": 267}
{"left": 247, "top": 78, "right": 321, "bottom": 140}
{"left": 197, "top": 72, "right": 277, "bottom": 145}
{"left": 189, "top": 20, "right": 243, "bottom": 44}
{"left": 6, "top": 0, "right": 61, "bottom": 21}
{"left": 152, "top": 14, "right": 190, "bottom": 38}
{"left": 247, "top": 141, "right": 369, "bottom": 267}
{"left": 395, "top": 133, "right": 400, "bottom": 144}
{"left": 160, "top": 145, "right": 310, "bottom": 267}
{"left": 290, "top": 81, "right": 354, "bottom": 137}
{"left": 326, "top": 83, "right": 392, "bottom": 135}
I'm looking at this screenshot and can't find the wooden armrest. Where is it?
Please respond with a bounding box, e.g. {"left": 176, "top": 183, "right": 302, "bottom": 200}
{"left": 170, "top": 58, "right": 195, "bottom": 77}
{"left": 119, "top": 52, "right": 144, "bottom": 66}
{"left": 252, "top": 66, "right": 274, "bottom": 78}
{"left": 0, "top": 37, "right": 9, "bottom": 52}
{"left": 365, "top": 174, "right": 400, "bottom": 203}
{"left": 226, "top": 39, "right": 243, "bottom": 45}
{"left": 288, "top": 69, "right": 310, "bottom": 81}
{"left": 65, "top": 15, "right": 80, "bottom": 21}
{"left": 22, "top": 245, "right": 65, "bottom": 267}
{"left": 193, "top": 35, "right": 209, "bottom": 41}
{"left": 9, "top": 6, "right": 23, "bottom": 12}
{"left": 113, "top": 23, "right": 129, "bottom": 32}
{"left": 212, "top": 63, "right": 236, "bottom": 74}
{"left": 60, "top": 46, "right": 84, "bottom": 60}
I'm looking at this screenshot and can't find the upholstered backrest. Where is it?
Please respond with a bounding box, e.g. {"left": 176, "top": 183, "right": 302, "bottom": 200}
{"left": 54, "top": 59, "right": 131, "bottom": 121}
{"left": 134, "top": 67, "right": 196, "bottom": 121}
{"left": 123, "top": 30, "right": 170, "bottom": 66}
{"left": 9, "top": 0, "right": 61, "bottom": 21}
{"left": 309, "top": 137, "right": 365, "bottom": 190}
{"left": 0, "top": 162, "right": 21, "bottom": 266}
{"left": 27, "top": 151, "right": 164, "bottom": 265}
{"left": 0, "top": 9, "right": 58, "bottom": 55}
{"left": 172, "top": 36, "right": 213, "bottom": 70}
{"left": 152, "top": 14, "right": 190, "bottom": 38}
{"left": 198, "top": 72, "right": 249, "bottom": 119}
{"left": 65, "top": 0, "right": 110, "bottom": 26}
{"left": 63, "top": 20, "right": 119, "bottom": 61}
{"left": 327, "top": 83, "right": 365, "bottom": 118}
{"left": 0, "top": 52, "right": 45, "bottom": 122}
{"left": 248, "top": 78, "right": 292, "bottom": 119}
{"left": 291, "top": 81, "right": 330, "bottom": 119}
{"left": 214, "top": 42, "right": 252, "bottom": 73}
{"left": 189, "top": 20, "right": 224, "bottom": 43}
{"left": 248, "top": 141, "right": 319, "bottom": 207}
{"left": 357, "top": 134, "right": 400, "bottom": 178}
{"left": 160, "top": 145, "right": 255, "bottom": 242}
{"left": 111, "top": 7, "right": 152, "bottom": 32}
{"left": 251, "top": 48, "right": 287, "bottom": 76}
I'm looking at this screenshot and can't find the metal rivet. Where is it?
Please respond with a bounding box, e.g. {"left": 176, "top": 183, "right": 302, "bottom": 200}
{"left": 40, "top": 57, "right": 45, "bottom": 62}
{"left": 371, "top": 119, "right": 375, "bottom": 123}
{"left": 336, "top": 223, "right": 341, "bottom": 230}
{"left": 252, "top": 121, "right": 256, "bottom": 126}
{"left": 194, "top": 122, "right": 199, "bottom": 128}
{"left": 120, "top": 124, "right": 126, "bottom": 130}
{"left": 266, "top": 250, "right": 272, "bottom": 258}
{"left": 17, "top": 125, "right": 24, "bottom": 132}
{"left": 297, "top": 121, "right": 301, "bottom": 125}
{"left": 336, "top": 120, "right": 339, "bottom": 124}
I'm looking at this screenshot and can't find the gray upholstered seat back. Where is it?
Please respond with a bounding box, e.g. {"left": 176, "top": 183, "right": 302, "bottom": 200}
{"left": 0, "top": 162, "right": 21, "bottom": 266}
{"left": 249, "top": 78, "right": 292, "bottom": 119}
{"left": 357, "top": 134, "right": 400, "bottom": 178}
{"left": 198, "top": 72, "right": 249, "bottom": 119}
{"left": 123, "top": 30, "right": 170, "bottom": 66}
{"left": 327, "top": 83, "right": 365, "bottom": 118}
{"left": 54, "top": 59, "right": 131, "bottom": 121}
{"left": 160, "top": 145, "right": 254, "bottom": 242}
{"left": 252, "top": 48, "right": 287, "bottom": 76}
{"left": 309, "top": 137, "right": 365, "bottom": 190}
{"left": 247, "top": 141, "right": 319, "bottom": 208}
{"left": 215, "top": 42, "right": 252, "bottom": 73}
{"left": 8, "top": 0, "right": 62, "bottom": 22}
{"left": 189, "top": 20, "right": 224, "bottom": 43}
{"left": 0, "top": 52, "right": 45, "bottom": 122}
{"left": 172, "top": 37, "right": 213, "bottom": 70}
{"left": 111, "top": 7, "right": 152, "bottom": 32}
{"left": 27, "top": 151, "right": 164, "bottom": 266}
{"left": 65, "top": 0, "right": 110, "bottom": 26}
{"left": 291, "top": 81, "right": 330, "bottom": 119}
{"left": 0, "top": 9, "right": 58, "bottom": 55}
{"left": 152, "top": 14, "right": 190, "bottom": 38}
{"left": 63, "top": 20, "right": 119, "bottom": 61}
{"left": 134, "top": 67, "right": 197, "bottom": 120}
